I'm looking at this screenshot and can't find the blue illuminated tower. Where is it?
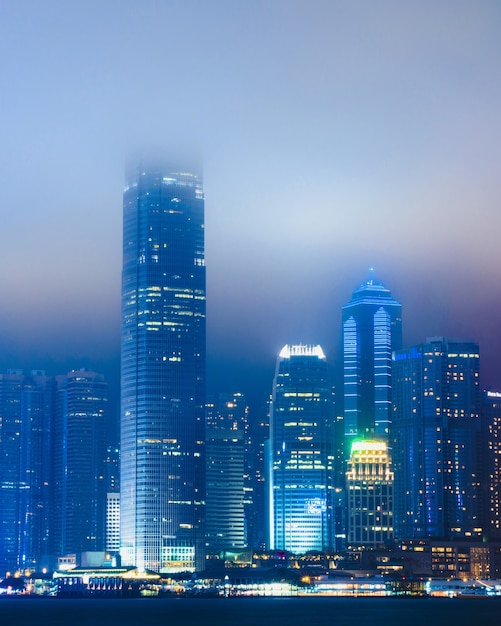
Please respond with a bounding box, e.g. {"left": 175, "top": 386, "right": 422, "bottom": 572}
{"left": 52, "top": 370, "right": 108, "bottom": 558}
{"left": 342, "top": 273, "right": 402, "bottom": 449}
{"left": 392, "top": 338, "right": 481, "bottom": 539}
{"left": 269, "top": 345, "right": 333, "bottom": 553}
{"left": 0, "top": 371, "right": 54, "bottom": 575}
{"left": 120, "top": 163, "right": 206, "bottom": 572}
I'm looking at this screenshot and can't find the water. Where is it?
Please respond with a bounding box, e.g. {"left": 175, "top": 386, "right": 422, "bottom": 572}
{"left": 2, "top": 596, "right": 501, "bottom": 626}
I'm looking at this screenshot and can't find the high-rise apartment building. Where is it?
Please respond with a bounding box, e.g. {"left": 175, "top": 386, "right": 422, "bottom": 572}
{"left": 346, "top": 440, "right": 394, "bottom": 547}
{"left": 206, "top": 393, "right": 247, "bottom": 555}
{"left": 342, "top": 274, "right": 402, "bottom": 447}
{"left": 120, "top": 163, "right": 206, "bottom": 573}
{"left": 268, "top": 345, "right": 333, "bottom": 553}
{"left": 52, "top": 370, "right": 108, "bottom": 558}
{"left": 392, "top": 338, "right": 482, "bottom": 540}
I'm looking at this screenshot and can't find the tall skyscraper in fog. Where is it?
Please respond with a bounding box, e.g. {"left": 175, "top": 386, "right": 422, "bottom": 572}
{"left": 120, "top": 163, "right": 206, "bottom": 572}
{"left": 342, "top": 273, "right": 402, "bottom": 448}
{"left": 392, "top": 338, "right": 481, "bottom": 540}
{"left": 269, "top": 345, "right": 333, "bottom": 553}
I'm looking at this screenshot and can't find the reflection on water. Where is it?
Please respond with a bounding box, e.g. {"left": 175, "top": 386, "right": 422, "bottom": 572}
{"left": 1, "top": 596, "right": 501, "bottom": 626}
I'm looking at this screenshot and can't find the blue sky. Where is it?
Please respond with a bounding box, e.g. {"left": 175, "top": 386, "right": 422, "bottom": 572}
{"left": 1, "top": 1, "right": 500, "bottom": 400}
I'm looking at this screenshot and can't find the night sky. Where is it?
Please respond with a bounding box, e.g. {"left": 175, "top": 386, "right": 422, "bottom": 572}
{"left": 1, "top": 1, "right": 500, "bottom": 411}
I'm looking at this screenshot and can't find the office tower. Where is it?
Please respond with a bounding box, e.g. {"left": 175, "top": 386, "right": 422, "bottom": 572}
{"left": 483, "top": 390, "right": 501, "bottom": 539}
{"left": 269, "top": 345, "right": 333, "bottom": 553}
{"left": 346, "top": 440, "right": 394, "bottom": 547}
{"left": 52, "top": 370, "right": 108, "bottom": 558}
{"left": 0, "top": 371, "right": 54, "bottom": 575}
{"left": 206, "top": 393, "right": 247, "bottom": 555}
{"left": 392, "top": 338, "right": 481, "bottom": 540}
{"left": 121, "top": 163, "right": 206, "bottom": 573}
{"left": 342, "top": 273, "right": 402, "bottom": 447}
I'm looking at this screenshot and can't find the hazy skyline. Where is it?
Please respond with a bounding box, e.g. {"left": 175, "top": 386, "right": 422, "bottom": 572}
{"left": 1, "top": 1, "right": 501, "bottom": 405}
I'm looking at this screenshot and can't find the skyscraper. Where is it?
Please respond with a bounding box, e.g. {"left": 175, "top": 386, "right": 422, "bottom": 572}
{"left": 120, "top": 163, "right": 206, "bottom": 573}
{"left": 0, "top": 371, "right": 24, "bottom": 575}
{"left": 268, "top": 345, "right": 333, "bottom": 554}
{"left": 0, "top": 370, "right": 54, "bottom": 576}
{"left": 482, "top": 390, "right": 501, "bottom": 540}
{"left": 205, "top": 393, "right": 247, "bottom": 555}
{"left": 392, "top": 338, "right": 482, "bottom": 540}
{"left": 19, "top": 372, "right": 54, "bottom": 571}
{"left": 342, "top": 273, "right": 402, "bottom": 448}
{"left": 52, "top": 370, "right": 108, "bottom": 558}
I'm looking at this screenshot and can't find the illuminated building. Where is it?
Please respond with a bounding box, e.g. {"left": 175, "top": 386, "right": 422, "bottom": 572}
{"left": 120, "top": 163, "right": 206, "bottom": 572}
{"left": 392, "top": 338, "right": 481, "bottom": 540}
{"left": 0, "top": 371, "right": 54, "bottom": 574}
{"left": 52, "top": 370, "right": 108, "bottom": 558}
{"left": 346, "top": 440, "right": 394, "bottom": 547}
{"left": 269, "top": 344, "right": 334, "bottom": 553}
{"left": 54, "top": 566, "right": 161, "bottom": 597}
{"left": 205, "top": 393, "right": 247, "bottom": 554}
{"left": 106, "top": 492, "right": 120, "bottom": 554}
{"left": 483, "top": 390, "right": 501, "bottom": 539}
{"left": 342, "top": 272, "right": 402, "bottom": 448}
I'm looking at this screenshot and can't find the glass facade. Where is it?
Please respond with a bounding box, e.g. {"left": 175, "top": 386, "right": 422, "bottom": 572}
{"left": 342, "top": 276, "right": 402, "bottom": 448}
{"left": 269, "top": 345, "right": 333, "bottom": 553}
{"left": 205, "top": 393, "right": 247, "bottom": 554}
{"left": 120, "top": 164, "right": 206, "bottom": 573}
{"left": 0, "top": 371, "right": 54, "bottom": 575}
{"left": 392, "top": 338, "right": 481, "bottom": 540}
{"left": 52, "top": 370, "right": 108, "bottom": 557}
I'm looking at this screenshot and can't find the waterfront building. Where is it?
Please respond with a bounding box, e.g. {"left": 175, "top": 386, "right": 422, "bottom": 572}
{"left": 346, "top": 440, "right": 394, "bottom": 547}
{"left": 206, "top": 393, "right": 247, "bottom": 555}
{"left": 392, "top": 338, "right": 482, "bottom": 540}
{"left": 120, "top": 163, "right": 206, "bottom": 572}
{"left": 52, "top": 370, "right": 108, "bottom": 558}
{"left": 268, "top": 344, "right": 333, "bottom": 553}
{"left": 342, "top": 273, "right": 402, "bottom": 448}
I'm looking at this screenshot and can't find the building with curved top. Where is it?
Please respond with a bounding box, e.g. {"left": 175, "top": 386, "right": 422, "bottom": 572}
{"left": 342, "top": 272, "right": 402, "bottom": 449}
{"left": 268, "top": 345, "right": 334, "bottom": 553}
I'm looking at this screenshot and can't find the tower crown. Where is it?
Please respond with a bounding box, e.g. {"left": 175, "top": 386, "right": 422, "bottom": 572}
{"left": 279, "top": 344, "right": 326, "bottom": 359}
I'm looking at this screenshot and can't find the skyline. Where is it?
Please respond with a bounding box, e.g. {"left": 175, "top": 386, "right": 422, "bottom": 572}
{"left": 1, "top": 1, "right": 501, "bottom": 404}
